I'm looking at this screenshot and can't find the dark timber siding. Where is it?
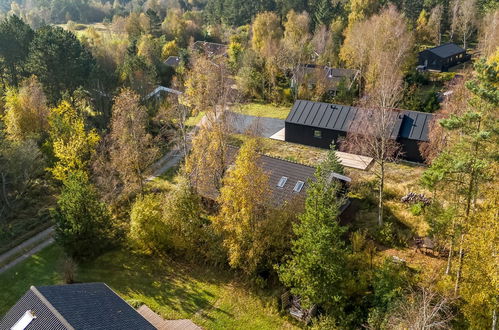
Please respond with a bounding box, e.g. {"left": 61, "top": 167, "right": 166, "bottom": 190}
{"left": 418, "top": 43, "right": 469, "bottom": 72}
{"left": 285, "top": 100, "right": 433, "bottom": 163}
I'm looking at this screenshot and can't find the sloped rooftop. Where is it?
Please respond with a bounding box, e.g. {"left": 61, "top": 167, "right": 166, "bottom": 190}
{"left": 1, "top": 283, "right": 155, "bottom": 330}
{"left": 285, "top": 100, "right": 432, "bottom": 142}
{"left": 425, "top": 43, "right": 465, "bottom": 58}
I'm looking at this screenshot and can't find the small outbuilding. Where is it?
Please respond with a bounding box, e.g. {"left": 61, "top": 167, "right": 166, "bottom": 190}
{"left": 284, "top": 100, "right": 434, "bottom": 163}
{"left": 164, "top": 55, "right": 181, "bottom": 67}
{"left": 291, "top": 64, "right": 359, "bottom": 95}
{"left": 418, "top": 43, "right": 470, "bottom": 72}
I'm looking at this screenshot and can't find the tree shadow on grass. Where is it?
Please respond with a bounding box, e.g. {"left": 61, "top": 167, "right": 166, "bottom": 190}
{"left": 77, "top": 248, "right": 234, "bottom": 320}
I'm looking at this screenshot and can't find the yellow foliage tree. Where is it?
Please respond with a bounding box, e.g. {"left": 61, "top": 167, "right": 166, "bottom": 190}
{"left": 348, "top": 0, "right": 378, "bottom": 25}
{"left": 4, "top": 76, "right": 49, "bottom": 141}
{"left": 461, "top": 177, "right": 499, "bottom": 328}
{"left": 161, "top": 40, "right": 179, "bottom": 60}
{"left": 48, "top": 101, "right": 100, "bottom": 181}
{"left": 214, "top": 138, "right": 272, "bottom": 275}
{"left": 251, "top": 11, "right": 282, "bottom": 58}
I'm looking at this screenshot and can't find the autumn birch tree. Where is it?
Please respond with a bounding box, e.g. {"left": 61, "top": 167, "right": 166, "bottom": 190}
{"left": 214, "top": 138, "right": 271, "bottom": 275}
{"left": 451, "top": 0, "right": 478, "bottom": 49}
{"left": 340, "top": 5, "right": 414, "bottom": 101}
{"left": 342, "top": 107, "right": 401, "bottom": 226}
{"left": 4, "top": 76, "right": 49, "bottom": 141}
{"left": 183, "top": 55, "right": 235, "bottom": 193}
{"left": 108, "top": 88, "right": 158, "bottom": 194}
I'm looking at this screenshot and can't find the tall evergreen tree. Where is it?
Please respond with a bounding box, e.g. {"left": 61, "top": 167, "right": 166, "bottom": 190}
{"left": 421, "top": 59, "right": 498, "bottom": 294}
{"left": 313, "top": 0, "right": 333, "bottom": 26}
{"left": 0, "top": 15, "right": 34, "bottom": 87}
{"left": 277, "top": 151, "right": 349, "bottom": 316}
{"left": 53, "top": 170, "right": 113, "bottom": 261}
{"left": 27, "top": 26, "right": 95, "bottom": 104}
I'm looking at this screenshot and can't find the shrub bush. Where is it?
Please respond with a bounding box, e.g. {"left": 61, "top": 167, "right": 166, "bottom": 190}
{"left": 410, "top": 202, "right": 424, "bottom": 216}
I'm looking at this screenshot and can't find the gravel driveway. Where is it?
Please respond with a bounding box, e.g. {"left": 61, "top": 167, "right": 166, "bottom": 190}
{"left": 228, "top": 112, "right": 285, "bottom": 138}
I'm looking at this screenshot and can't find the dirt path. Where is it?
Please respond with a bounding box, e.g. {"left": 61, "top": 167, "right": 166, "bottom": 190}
{"left": 0, "top": 227, "right": 55, "bottom": 274}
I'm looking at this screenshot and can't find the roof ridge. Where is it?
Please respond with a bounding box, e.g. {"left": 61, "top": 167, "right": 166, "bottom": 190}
{"left": 227, "top": 144, "right": 317, "bottom": 169}
{"left": 30, "top": 286, "right": 75, "bottom": 330}
{"left": 295, "top": 99, "right": 434, "bottom": 116}
{"left": 259, "top": 151, "right": 317, "bottom": 169}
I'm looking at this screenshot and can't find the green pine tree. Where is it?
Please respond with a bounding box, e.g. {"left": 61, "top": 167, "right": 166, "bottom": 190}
{"left": 53, "top": 171, "right": 113, "bottom": 261}
{"left": 314, "top": 0, "right": 333, "bottom": 26}
{"left": 277, "top": 160, "right": 349, "bottom": 316}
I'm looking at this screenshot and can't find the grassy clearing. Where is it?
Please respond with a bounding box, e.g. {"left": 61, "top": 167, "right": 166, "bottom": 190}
{"left": 234, "top": 103, "right": 291, "bottom": 120}
{"left": 186, "top": 111, "right": 205, "bottom": 127}
{"left": 0, "top": 244, "right": 63, "bottom": 314}
{"left": 346, "top": 162, "right": 430, "bottom": 236}
{"left": 229, "top": 134, "right": 328, "bottom": 166}
{"left": 0, "top": 244, "right": 297, "bottom": 329}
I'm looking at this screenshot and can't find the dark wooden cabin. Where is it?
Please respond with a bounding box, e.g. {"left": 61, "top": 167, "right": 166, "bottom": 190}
{"left": 418, "top": 43, "right": 470, "bottom": 72}
{"left": 284, "top": 100, "right": 433, "bottom": 163}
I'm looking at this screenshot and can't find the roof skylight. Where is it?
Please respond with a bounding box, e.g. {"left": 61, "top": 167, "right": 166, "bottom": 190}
{"left": 293, "top": 181, "right": 305, "bottom": 193}
{"left": 11, "top": 310, "right": 36, "bottom": 330}
{"left": 277, "top": 176, "right": 288, "bottom": 188}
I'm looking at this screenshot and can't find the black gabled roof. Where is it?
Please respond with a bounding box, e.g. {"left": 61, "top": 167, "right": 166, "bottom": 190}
{"left": 399, "top": 110, "right": 432, "bottom": 141}
{"left": 286, "top": 100, "right": 433, "bottom": 142}
{"left": 0, "top": 289, "right": 67, "bottom": 330}
{"left": 286, "top": 100, "right": 359, "bottom": 132}
{"left": 1, "top": 283, "right": 155, "bottom": 330}
{"left": 423, "top": 43, "right": 466, "bottom": 59}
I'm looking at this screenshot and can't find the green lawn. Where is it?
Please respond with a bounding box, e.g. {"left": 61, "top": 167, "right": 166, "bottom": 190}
{"left": 0, "top": 244, "right": 297, "bottom": 329}
{"left": 234, "top": 103, "right": 291, "bottom": 120}
{"left": 186, "top": 111, "right": 205, "bottom": 127}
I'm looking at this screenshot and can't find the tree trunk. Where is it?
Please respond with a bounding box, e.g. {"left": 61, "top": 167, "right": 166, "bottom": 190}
{"left": 492, "top": 308, "right": 497, "bottom": 330}
{"left": 1, "top": 172, "right": 12, "bottom": 209}
{"left": 445, "top": 218, "right": 456, "bottom": 275}
{"left": 378, "top": 160, "right": 384, "bottom": 226}
{"left": 454, "top": 232, "right": 465, "bottom": 295}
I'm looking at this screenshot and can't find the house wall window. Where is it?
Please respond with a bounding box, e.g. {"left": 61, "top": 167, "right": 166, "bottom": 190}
{"left": 314, "top": 130, "right": 322, "bottom": 138}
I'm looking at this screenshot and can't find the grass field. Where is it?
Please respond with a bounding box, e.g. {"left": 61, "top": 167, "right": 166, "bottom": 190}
{"left": 234, "top": 103, "right": 291, "bottom": 120}
{"left": 0, "top": 244, "right": 297, "bottom": 329}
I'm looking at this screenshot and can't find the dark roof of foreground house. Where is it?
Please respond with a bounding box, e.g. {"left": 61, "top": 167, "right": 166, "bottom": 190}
{"left": 286, "top": 100, "right": 432, "bottom": 142}
{"left": 423, "top": 43, "right": 466, "bottom": 59}
{"left": 0, "top": 283, "right": 155, "bottom": 330}
{"left": 193, "top": 41, "right": 228, "bottom": 57}
{"left": 193, "top": 146, "right": 350, "bottom": 206}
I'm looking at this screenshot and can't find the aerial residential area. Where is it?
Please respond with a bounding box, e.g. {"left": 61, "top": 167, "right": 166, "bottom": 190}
{"left": 0, "top": 0, "right": 497, "bottom": 329}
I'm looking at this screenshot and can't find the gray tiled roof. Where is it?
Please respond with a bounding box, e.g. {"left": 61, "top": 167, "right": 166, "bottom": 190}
{"left": 425, "top": 43, "right": 465, "bottom": 58}
{"left": 285, "top": 100, "right": 432, "bottom": 142}
{"left": 194, "top": 146, "right": 349, "bottom": 206}
{"left": 164, "top": 56, "right": 180, "bottom": 67}
{"left": 1, "top": 283, "right": 156, "bottom": 330}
